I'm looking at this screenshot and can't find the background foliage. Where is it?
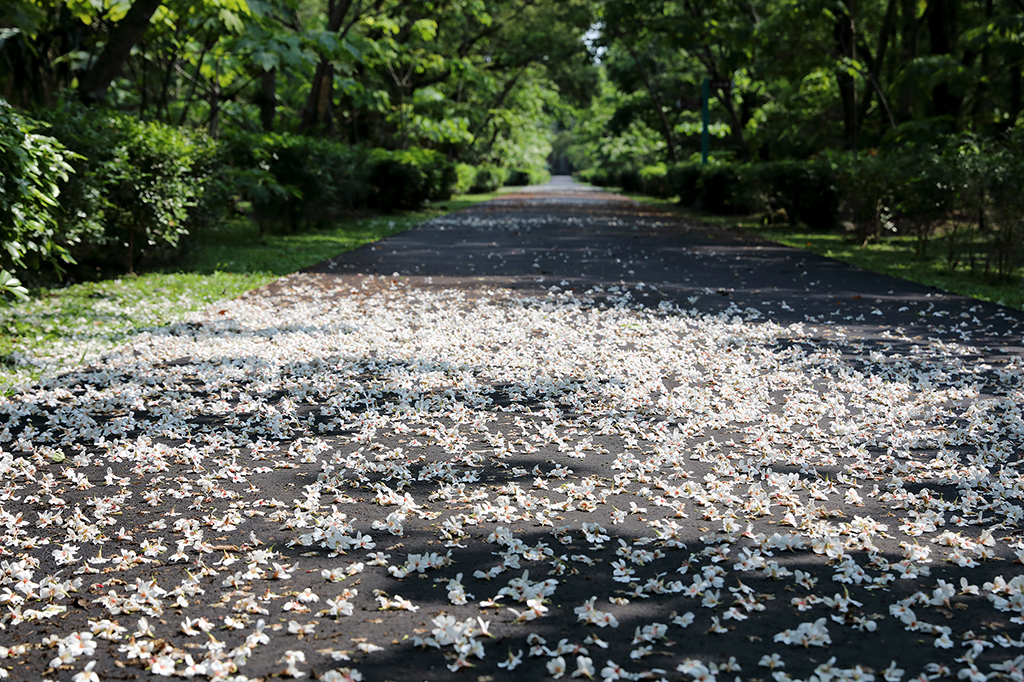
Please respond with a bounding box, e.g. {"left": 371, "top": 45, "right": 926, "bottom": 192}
{"left": 0, "top": 0, "right": 599, "bottom": 289}
{"left": 572, "top": 0, "right": 1024, "bottom": 285}
{"left": 1, "top": 0, "right": 1022, "bottom": 295}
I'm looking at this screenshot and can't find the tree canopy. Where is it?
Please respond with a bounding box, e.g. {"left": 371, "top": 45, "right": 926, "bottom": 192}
{"left": 0, "top": 0, "right": 599, "bottom": 167}
{"left": 2, "top": 0, "right": 1023, "bottom": 290}
{"left": 2, "top": 0, "right": 1022, "bottom": 168}
{"left": 581, "top": 0, "right": 1024, "bottom": 166}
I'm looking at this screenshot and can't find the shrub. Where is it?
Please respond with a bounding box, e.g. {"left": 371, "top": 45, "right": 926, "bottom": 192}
{"left": 454, "top": 163, "right": 477, "bottom": 194}
{"left": 698, "top": 164, "right": 754, "bottom": 214}
{"left": 504, "top": 169, "right": 531, "bottom": 186}
{"left": 223, "top": 137, "right": 459, "bottom": 221}
{"left": 41, "top": 102, "right": 221, "bottom": 274}
{"left": 221, "top": 132, "right": 371, "bottom": 231}
{"left": 822, "top": 139, "right": 1024, "bottom": 277}
{"left": 505, "top": 167, "right": 551, "bottom": 186}
{"left": 39, "top": 103, "right": 130, "bottom": 256}
{"left": 105, "top": 121, "right": 215, "bottom": 273}
{"left": 982, "top": 145, "right": 1024, "bottom": 276}
{"left": 668, "top": 163, "right": 703, "bottom": 206}
{"left": 617, "top": 168, "right": 641, "bottom": 193}
{"left": 826, "top": 148, "right": 951, "bottom": 243}
{"left": 638, "top": 164, "right": 671, "bottom": 198}
{"left": 368, "top": 149, "right": 428, "bottom": 210}
{"left": 576, "top": 167, "right": 608, "bottom": 186}
{"left": 752, "top": 159, "right": 839, "bottom": 229}
{"left": 416, "top": 150, "right": 459, "bottom": 202}
{"left": 369, "top": 148, "right": 457, "bottom": 209}
{"left": 529, "top": 168, "right": 552, "bottom": 185}
{"left": 0, "top": 99, "right": 76, "bottom": 285}
{"left": 823, "top": 151, "right": 897, "bottom": 241}
{"left": 471, "top": 166, "right": 506, "bottom": 193}
{"left": 579, "top": 139, "right": 1024, "bottom": 283}
{"left": 939, "top": 137, "right": 1024, "bottom": 277}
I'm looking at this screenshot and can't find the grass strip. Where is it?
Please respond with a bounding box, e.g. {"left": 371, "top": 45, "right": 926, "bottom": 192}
{"left": 0, "top": 194, "right": 498, "bottom": 393}
{"left": 625, "top": 193, "right": 1024, "bottom": 311}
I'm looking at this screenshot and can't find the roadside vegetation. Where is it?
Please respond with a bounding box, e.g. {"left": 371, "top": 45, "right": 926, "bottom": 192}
{"left": 3, "top": 0, "right": 567, "bottom": 390}
{"left": 563, "top": 0, "right": 1024, "bottom": 315}
{"left": 626, "top": 193, "right": 1024, "bottom": 312}
{"left": 3, "top": 0, "right": 1023, "bottom": 386}
{"left": 2, "top": 0, "right": 583, "bottom": 300}
{"left": 742, "top": 227, "right": 1024, "bottom": 312}
{"left": 0, "top": 194, "right": 497, "bottom": 393}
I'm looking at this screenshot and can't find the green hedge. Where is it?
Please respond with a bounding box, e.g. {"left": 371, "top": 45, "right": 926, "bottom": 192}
{"left": 593, "top": 134, "right": 1024, "bottom": 278}
{"left": 451, "top": 164, "right": 550, "bottom": 194}
{"left": 222, "top": 135, "right": 459, "bottom": 227}
{"left": 369, "top": 147, "right": 457, "bottom": 209}
{"left": 0, "top": 100, "right": 76, "bottom": 297}
{"left": 37, "top": 101, "right": 221, "bottom": 275}
{"left": 471, "top": 166, "right": 507, "bottom": 193}
{"left": 8, "top": 102, "right": 493, "bottom": 282}
{"left": 505, "top": 167, "right": 551, "bottom": 186}
{"left": 576, "top": 167, "right": 613, "bottom": 187}
{"left": 823, "top": 139, "right": 1024, "bottom": 274}
{"left": 751, "top": 160, "right": 838, "bottom": 229}
{"left": 666, "top": 164, "right": 702, "bottom": 204}
{"left": 453, "top": 163, "right": 478, "bottom": 195}
{"left": 638, "top": 164, "right": 671, "bottom": 198}
{"left": 3, "top": 97, "right": 559, "bottom": 289}
{"left": 221, "top": 132, "right": 370, "bottom": 231}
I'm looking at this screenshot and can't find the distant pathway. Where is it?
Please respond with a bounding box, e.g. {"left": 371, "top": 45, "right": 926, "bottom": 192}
{"left": 2, "top": 179, "right": 1024, "bottom": 682}
{"left": 310, "top": 176, "right": 1022, "bottom": 346}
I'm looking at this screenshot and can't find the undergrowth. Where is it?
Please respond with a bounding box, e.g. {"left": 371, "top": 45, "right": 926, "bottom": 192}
{"left": 0, "top": 194, "right": 498, "bottom": 393}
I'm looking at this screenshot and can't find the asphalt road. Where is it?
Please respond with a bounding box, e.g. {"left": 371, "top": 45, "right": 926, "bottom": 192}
{"left": 2, "top": 179, "right": 1023, "bottom": 682}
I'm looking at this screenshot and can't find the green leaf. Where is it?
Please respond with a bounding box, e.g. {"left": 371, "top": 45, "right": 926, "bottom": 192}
{"left": 253, "top": 50, "right": 279, "bottom": 71}
{"left": 413, "top": 86, "right": 445, "bottom": 105}
{"left": 0, "top": 270, "right": 29, "bottom": 302}
{"left": 219, "top": 9, "right": 246, "bottom": 33}
{"left": 411, "top": 18, "right": 438, "bottom": 41}
{"left": 343, "top": 40, "right": 362, "bottom": 62}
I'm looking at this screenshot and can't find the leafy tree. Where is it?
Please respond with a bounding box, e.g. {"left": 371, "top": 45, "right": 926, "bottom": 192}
{"left": 0, "top": 99, "right": 75, "bottom": 282}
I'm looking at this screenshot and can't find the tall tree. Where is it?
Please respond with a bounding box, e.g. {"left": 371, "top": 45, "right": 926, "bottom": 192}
{"left": 78, "top": 0, "right": 165, "bottom": 104}
{"left": 299, "top": 0, "right": 360, "bottom": 133}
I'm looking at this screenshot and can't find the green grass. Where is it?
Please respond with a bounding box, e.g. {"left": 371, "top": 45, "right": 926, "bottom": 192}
{"left": 186, "top": 194, "right": 498, "bottom": 276}
{"left": 0, "top": 193, "right": 499, "bottom": 393}
{"left": 743, "top": 229, "right": 1024, "bottom": 311}
{"left": 625, "top": 192, "right": 1024, "bottom": 311}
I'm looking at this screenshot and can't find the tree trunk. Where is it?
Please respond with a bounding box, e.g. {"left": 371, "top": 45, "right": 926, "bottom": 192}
{"left": 856, "top": 0, "right": 899, "bottom": 133}
{"left": 299, "top": 0, "right": 354, "bottom": 133}
{"left": 257, "top": 68, "right": 277, "bottom": 132}
{"left": 208, "top": 59, "right": 221, "bottom": 139}
{"left": 158, "top": 47, "right": 177, "bottom": 122}
{"left": 927, "top": 0, "right": 962, "bottom": 126}
{"left": 78, "top": 0, "right": 164, "bottom": 105}
{"left": 1009, "top": 60, "right": 1022, "bottom": 132}
{"left": 471, "top": 67, "right": 526, "bottom": 156}
{"left": 834, "top": 3, "right": 859, "bottom": 151}
{"left": 968, "top": 0, "right": 993, "bottom": 131}
{"left": 177, "top": 33, "right": 215, "bottom": 126}
{"left": 717, "top": 85, "right": 752, "bottom": 161}
{"left": 139, "top": 41, "right": 148, "bottom": 118}
{"left": 629, "top": 47, "right": 677, "bottom": 163}
{"left": 897, "top": 0, "right": 922, "bottom": 122}
{"left": 301, "top": 62, "right": 335, "bottom": 133}
{"left": 995, "top": 57, "right": 1019, "bottom": 135}
{"left": 157, "top": 21, "right": 184, "bottom": 123}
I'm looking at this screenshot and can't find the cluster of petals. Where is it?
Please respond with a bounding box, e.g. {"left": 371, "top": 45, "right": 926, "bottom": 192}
{"left": 0, "top": 237, "right": 1020, "bottom": 680}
